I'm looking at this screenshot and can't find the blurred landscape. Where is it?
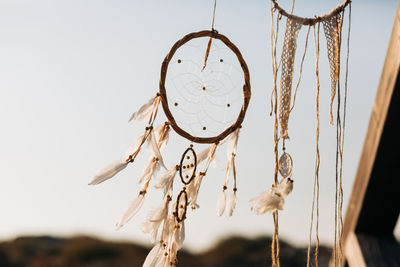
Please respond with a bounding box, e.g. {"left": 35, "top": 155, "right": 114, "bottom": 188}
{"left": 0, "top": 235, "right": 331, "bottom": 267}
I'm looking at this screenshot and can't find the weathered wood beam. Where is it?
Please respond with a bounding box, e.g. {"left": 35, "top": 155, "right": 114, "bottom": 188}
{"left": 342, "top": 1, "right": 400, "bottom": 266}
{"left": 342, "top": 1, "right": 400, "bottom": 242}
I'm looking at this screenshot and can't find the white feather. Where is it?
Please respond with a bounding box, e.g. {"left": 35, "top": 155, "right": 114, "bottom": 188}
{"left": 196, "top": 146, "right": 212, "bottom": 165}
{"left": 116, "top": 194, "right": 145, "bottom": 230}
{"left": 216, "top": 190, "right": 227, "bottom": 216}
{"left": 128, "top": 96, "right": 156, "bottom": 122}
{"left": 138, "top": 158, "right": 160, "bottom": 186}
{"left": 89, "top": 159, "right": 128, "bottom": 185}
{"left": 226, "top": 192, "right": 237, "bottom": 217}
{"left": 155, "top": 167, "right": 178, "bottom": 196}
{"left": 142, "top": 199, "right": 169, "bottom": 242}
{"left": 161, "top": 215, "right": 175, "bottom": 242}
{"left": 125, "top": 131, "right": 147, "bottom": 158}
{"left": 155, "top": 124, "right": 170, "bottom": 151}
{"left": 250, "top": 189, "right": 284, "bottom": 215}
{"left": 187, "top": 172, "right": 205, "bottom": 209}
{"left": 275, "top": 177, "right": 294, "bottom": 198}
{"left": 174, "top": 222, "right": 185, "bottom": 250}
{"left": 147, "top": 130, "right": 166, "bottom": 169}
{"left": 143, "top": 243, "right": 162, "bottom": 267}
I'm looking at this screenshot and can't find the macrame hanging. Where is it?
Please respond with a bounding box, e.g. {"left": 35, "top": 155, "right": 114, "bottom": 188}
{"left": 250, "top": 1, "right": 351, "bottom": 266}
{"left": 89, "top": 1, "right": 251, "bottom": 266}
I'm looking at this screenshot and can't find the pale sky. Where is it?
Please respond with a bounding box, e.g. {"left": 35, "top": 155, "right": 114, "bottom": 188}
{"left": 0, "top": 0, "right": 398, "bottom": 253}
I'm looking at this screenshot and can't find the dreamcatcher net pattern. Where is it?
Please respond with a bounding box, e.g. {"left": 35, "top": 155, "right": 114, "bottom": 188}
{"left": 323, "top": 13, "right": 342, "bottom": 125}
{"left": 279, "top": 19, "right": 302, "bottom": 139}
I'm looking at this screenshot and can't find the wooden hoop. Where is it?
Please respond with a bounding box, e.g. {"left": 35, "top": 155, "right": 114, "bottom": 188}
{"left": 271, "top": 0, "right": 351, "bottom": 26}
{"left": 159, "top": 30, "right": 251, "bottom": 144}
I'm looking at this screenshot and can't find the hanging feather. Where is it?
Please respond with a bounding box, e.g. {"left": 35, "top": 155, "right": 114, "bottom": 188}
{"left": 250, "top": 189, "right": 284, "bottom": 215}
{"left": 155, "top": 123, "right": 171, "bottom": 151}
{"left": 174, "top": 222, "right": 185, "bottom": 250}
{"left": 226, "top": 129, "right": 240, "bottom": 159}
{"left": 138, "top": 157, "right": 160, "bottom": 186}
{"left": 202, "top": 37, "right": 213, "bottom": 71}
{"left": 143, "top": 242, "right": 163, "bottom": 267}
{"left": 155, "top": 166, "right": 178, "bottom": 196}
{"left": 196, "top": 145, "right": 213, "bottom": 165}
{"left": 323, "top": 13, "right": 342, "bottom": 125}
{"left": 187, "top": 172, "right": 205, "bottom": 209}
{"left": 216, "top": 190, "right": 227, "bottom": 216}
{"left": 226, "top": 192, "right": 237, "bottom": 217}
{"left": 275, "top": 177, "right": 294, "bottom": 198}
{"left": 142, "top": 196, "right": 170, "bottom": 242}
{"left": 128, "top": 96, "right": 158, "bottom": 123}
{"left": 161, "top": 215, "right": 175, "bottom": 243}
{"left": 116, "top": 193, "right": 145, "bottom": 230}
{"left": 125, "top": 131, "right": 147, "bottom": 158}
{"left": 89, "top": 159, "right": 128, "bottom": 185}
{"left": 147, "top": 129, "right": 166, "bottom": 169}
{"left": 279, "top": 18, "right": 302, "bottom": 139}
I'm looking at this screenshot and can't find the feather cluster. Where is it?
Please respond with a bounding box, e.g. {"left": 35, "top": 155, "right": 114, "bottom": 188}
{"left": 250, "top": 178, "right": 293, "bottom": 214}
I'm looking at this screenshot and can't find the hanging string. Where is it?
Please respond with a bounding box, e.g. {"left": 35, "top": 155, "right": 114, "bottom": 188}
{"left": 290, "top": 25, "right": 311, "bottom": 113}
{"left": 333, "top": 9, "right": 345, "bottom": 266}
{"left": 336, "top": 4, "right": 351, "bottom": 266}
{"left": 290, "top": 0, "right": 295, "bottom": 14}
{"left": 269, "top": 2, "right": 281, "bottom": 265}
{"left": 307, "top": 23, "right": 321, "bottom": 267}
{"left": 270, "top": 11, "right": 281, "bottom": 116}
{"left": 211, "top": 0, "right": 217, "bottom": 31}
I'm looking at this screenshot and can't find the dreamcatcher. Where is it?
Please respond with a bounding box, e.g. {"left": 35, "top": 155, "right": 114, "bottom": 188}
{"left": 89, "top": 1, "right": 251, "bottom": 266}
{"left": 250, "top": 1, "right": 351, "bottom": 266}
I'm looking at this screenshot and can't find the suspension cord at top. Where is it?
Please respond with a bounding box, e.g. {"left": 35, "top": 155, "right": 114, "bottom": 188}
{"left": 211, "top": 0, "right": 217, "bottom": 31}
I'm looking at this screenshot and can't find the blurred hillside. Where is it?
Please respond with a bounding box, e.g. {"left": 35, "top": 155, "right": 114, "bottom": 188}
{"left": 0, "top": 236, "right": 331, "bottom": 267}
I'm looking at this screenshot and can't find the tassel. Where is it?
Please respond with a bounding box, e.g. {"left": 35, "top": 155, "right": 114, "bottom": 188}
{"left": 89, "top": 159, "right": 128, "bottom": 185}
{"left": 116, "top": 193, "right": 145, "bottom": 230}
{"left": 250, "top": 189, "right": 284, "bottom": 215}
{"left": 128, "top": 96, "right": 157, "bottom": 122}
{"left": 142, "top": 197, "right": 170, "bottom": 242}
{"left": 147, "top": 129, "right": 166, "bottom": 170}
{"left": 138, "top": 157, "right": 160, "bottom": 186}
{"left": 155, "top": 166, "right": 178, "bottom": 196}
{"left": 226, "top": 191, "right": 237, "bottom": 217}
{"left": 216, "top": 190, "right": 227, "bottom": 216}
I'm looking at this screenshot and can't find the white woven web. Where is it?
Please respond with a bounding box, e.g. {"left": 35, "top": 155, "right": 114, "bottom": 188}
{"left": 323, "top": 13, "right": 342, "bottom": 125}
{"left": 165, "top": 37, "right": 245, "bottom": 138}
{"left": 279, "top": 18, "right": 302, "bottom": 139}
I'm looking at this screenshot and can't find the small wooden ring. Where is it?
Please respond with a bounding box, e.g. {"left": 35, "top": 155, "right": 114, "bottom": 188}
{"left": 179, "top": 147, "right": 197, "bottom": 185}
{"left": 175, "top": 189, "right": 188, "bottom": 223}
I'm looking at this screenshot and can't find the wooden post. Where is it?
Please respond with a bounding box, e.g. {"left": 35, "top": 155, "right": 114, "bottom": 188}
{"left": 341, "top": 1, "right": 400, "bottom": 266}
